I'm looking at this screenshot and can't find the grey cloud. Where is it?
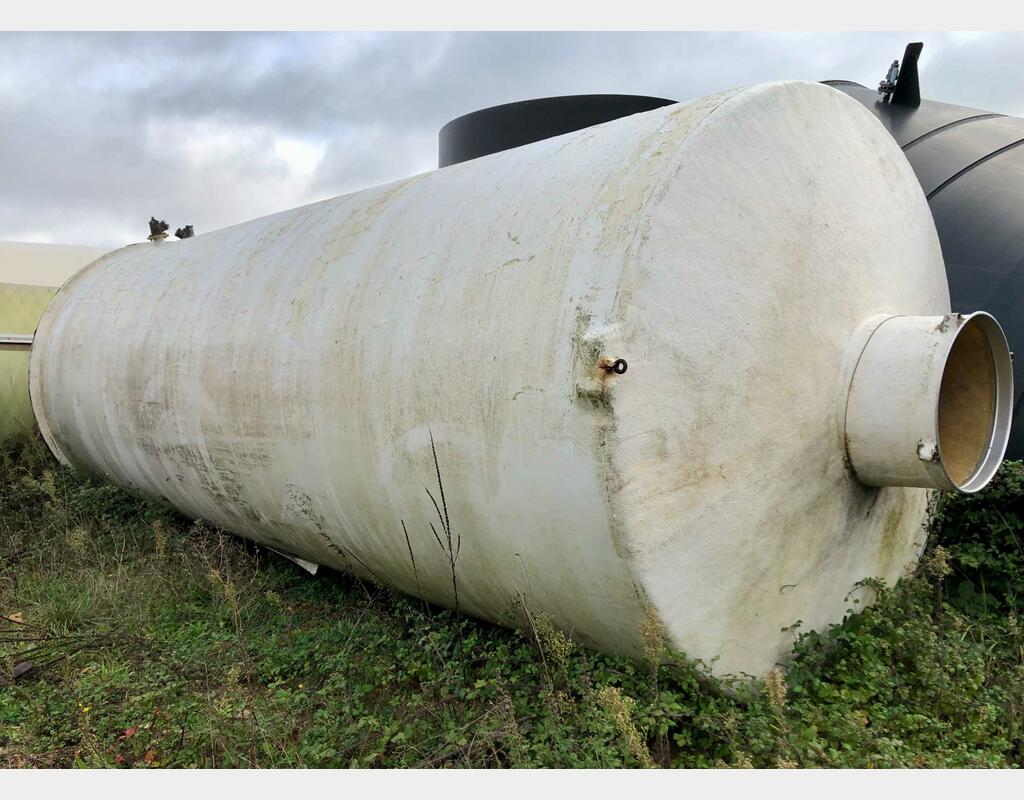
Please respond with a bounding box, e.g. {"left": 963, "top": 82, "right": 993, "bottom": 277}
{"left": 0, "top": 32, "right": 1021, "bottom": 248}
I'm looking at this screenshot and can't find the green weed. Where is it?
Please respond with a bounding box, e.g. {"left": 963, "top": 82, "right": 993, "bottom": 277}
{"left": 2, "top": 434, "right": 1023, "bottom": 767}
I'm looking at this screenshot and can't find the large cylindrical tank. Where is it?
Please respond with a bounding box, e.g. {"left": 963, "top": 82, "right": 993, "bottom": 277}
{"left": 1, "top": 283, "right": 59, "bottom": 441}
{"left": 439, "top": 94, "right": 676, "bottom": 168}
{"left": 0, "top": 242, "right": 107, "bottom": 442}
{"left": 28, "top": 82, "right": 1012, "bottom": 676}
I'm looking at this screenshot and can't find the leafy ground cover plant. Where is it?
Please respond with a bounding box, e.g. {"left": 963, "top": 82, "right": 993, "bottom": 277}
{"left": 2, "top": 436, "right": 1022, "bottom": 767}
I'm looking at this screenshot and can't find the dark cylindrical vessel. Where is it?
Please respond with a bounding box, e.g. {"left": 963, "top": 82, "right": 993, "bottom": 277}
{"left": 438, "top": 94, "right": 676, "bottom": 168}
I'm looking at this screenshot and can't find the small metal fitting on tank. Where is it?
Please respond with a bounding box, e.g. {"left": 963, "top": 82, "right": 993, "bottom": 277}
{"left": 844, "top": 312, "right": 1013, "bottom": 492}
{"left": 147, "top": 217, "right": 169, "bottom": 242}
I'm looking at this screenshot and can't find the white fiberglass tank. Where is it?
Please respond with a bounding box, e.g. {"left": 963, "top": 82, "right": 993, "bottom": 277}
{"left": 28, "top": 82, "right": 1012, "bottom": 676}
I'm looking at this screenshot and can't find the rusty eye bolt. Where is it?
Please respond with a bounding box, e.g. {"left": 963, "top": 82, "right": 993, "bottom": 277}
{"left": 599, "top": 358, "right": 628, "bottom": 375}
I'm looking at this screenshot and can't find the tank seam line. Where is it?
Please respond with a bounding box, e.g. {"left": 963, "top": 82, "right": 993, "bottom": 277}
{"left": 901, "top": 113, "right": 1004, "bottom": 151}
{"left": 926, "top": 136, "right": 1024, "bottom": 201}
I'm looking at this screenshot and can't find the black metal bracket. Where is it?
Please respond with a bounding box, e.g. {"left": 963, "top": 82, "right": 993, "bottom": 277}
{"left": 892, "top": 42, "right": 924, "bottom": 108}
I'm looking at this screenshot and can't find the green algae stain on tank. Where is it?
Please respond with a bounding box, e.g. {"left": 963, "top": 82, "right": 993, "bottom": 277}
{"left": 0, "top": 283, "right": 56, "bottom": 442}
{"left": 877, "top": 500, "right": 913, "bottom": 579}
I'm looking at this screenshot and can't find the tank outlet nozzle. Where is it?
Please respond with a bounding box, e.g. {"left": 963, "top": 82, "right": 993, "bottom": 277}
{"left": 844, "top": 312, "right": 1013, "bottom": 493}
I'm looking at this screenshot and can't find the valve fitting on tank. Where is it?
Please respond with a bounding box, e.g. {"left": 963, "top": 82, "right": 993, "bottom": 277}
{"left": 147, "top": 217, "right": 169, "bottom": 242}
{"left": 844, "top": 312, "right": 1013, "bottom": 493}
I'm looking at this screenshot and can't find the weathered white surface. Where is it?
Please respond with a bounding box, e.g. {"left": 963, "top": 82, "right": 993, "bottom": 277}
{"left": 31, "top": 82, "right": 953, "bottom": 676}
{"left": 0, "top": 241, "right": 108, "bottom": 288}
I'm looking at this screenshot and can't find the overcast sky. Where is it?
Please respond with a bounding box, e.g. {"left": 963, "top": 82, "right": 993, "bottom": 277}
{"left": 1, "top": 31, "right": 1021, "bottom": 248}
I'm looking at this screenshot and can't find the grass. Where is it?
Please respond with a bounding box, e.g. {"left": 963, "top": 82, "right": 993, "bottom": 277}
{"left": 2, "top": 433, "right": 1023, "bottom": 768}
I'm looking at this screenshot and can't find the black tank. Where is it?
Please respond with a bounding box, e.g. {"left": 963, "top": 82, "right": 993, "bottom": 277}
{"left": 438, "top": 94, "right": 675, "bottom": 168}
